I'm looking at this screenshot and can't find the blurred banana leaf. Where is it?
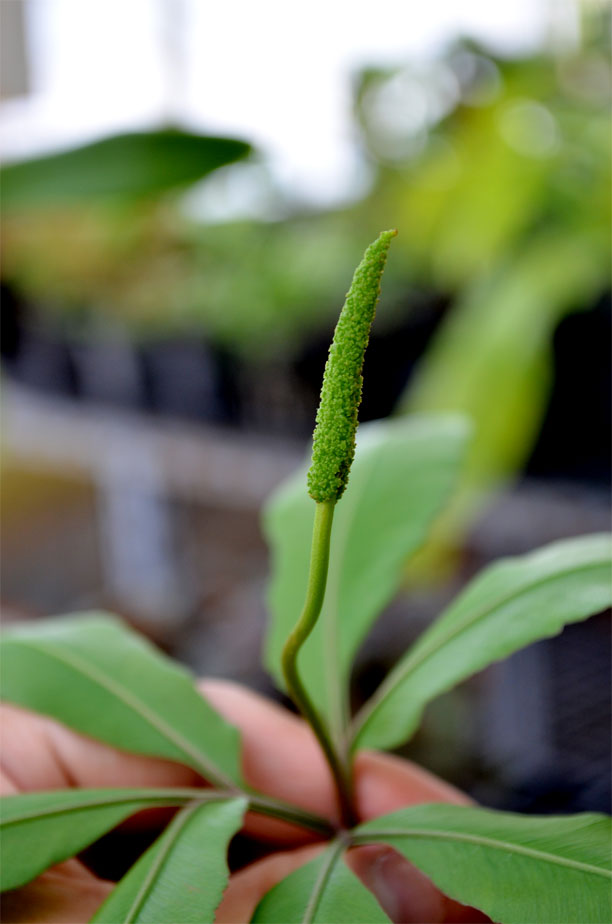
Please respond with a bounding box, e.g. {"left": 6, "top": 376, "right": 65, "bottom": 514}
{"left": 402, "top": 226, "right": 610, "bottom": 489}
{"left": 396, "top": 224, "right": 609, "bottom": 570}
{"left": 0, "top": 129, "right": 251, "bottom": 210}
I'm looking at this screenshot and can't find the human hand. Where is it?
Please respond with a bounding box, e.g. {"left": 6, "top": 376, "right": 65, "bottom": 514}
{"left": 1, "top": 680, "right": 489, "bottom": 923}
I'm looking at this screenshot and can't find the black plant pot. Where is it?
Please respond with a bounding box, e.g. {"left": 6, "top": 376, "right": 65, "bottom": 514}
{"left": 69, "top": 337, "right": 146, "bottom": 410}
{"left": 292, "top": 291, "right": 448, "bottom": 427}
{"left": 2, "top": 325, "right": 77, "bottom": 399}
{"left": 142, "top": 339, "right": 232, "bottom": 424}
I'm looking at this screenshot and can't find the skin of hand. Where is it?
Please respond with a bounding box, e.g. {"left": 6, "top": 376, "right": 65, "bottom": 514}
{"left": 0, "top": 680, "right": 490, "bottom": 924}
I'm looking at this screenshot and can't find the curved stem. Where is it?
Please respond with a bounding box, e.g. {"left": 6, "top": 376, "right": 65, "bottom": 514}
{"left": 281, "top": 501, "right": 356, "bottom": 828}
{"left": 244, "top": 791, "right": 334, "bottom": 837}
{"left": 187, "top": 788, "right": 333, "bottom": 836}
{"left": 11, "top": 787, "right": 334, "bottom": 837}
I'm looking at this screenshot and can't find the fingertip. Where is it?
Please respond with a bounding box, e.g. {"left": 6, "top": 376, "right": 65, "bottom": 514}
{"left": 214, "top": 844, "right": 324, "bottom": 924}
{"left": 354, "top": 750, "right": 470, "bottom": 821}
{"left": 199, "top": 679, "right": 339, "bottom": 837}
{"left": 347, "top": 845, "right": 446, "bottom": 923}
{"left": 347, "top": 844, "right": 492, "bottom": 924}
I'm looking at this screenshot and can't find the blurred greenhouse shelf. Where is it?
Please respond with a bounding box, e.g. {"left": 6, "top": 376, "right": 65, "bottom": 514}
{"left": 1, "top": 380, "right": 302, "bottom": 633}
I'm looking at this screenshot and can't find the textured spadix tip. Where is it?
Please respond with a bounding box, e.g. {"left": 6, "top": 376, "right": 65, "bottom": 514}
{"left": 307, "top": 229, "right": 397, "bottom": 503}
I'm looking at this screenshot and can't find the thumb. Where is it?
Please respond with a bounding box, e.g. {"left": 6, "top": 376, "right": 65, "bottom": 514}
{"left": 347, "top": 845, "right": 445, "bottom": 923}
{"left": 347, "top": 845, "right": 491, "bottom": 924}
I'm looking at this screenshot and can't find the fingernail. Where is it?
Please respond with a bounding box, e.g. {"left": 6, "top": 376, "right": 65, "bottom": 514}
{"left": 369, "top": 849, "right": 446, "bottom": 924}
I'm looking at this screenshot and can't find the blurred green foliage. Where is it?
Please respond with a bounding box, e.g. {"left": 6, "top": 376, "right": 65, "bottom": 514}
{"left": 356, "top": 33, "right": 611, "bottom": 550}
{"left": 2, "top": 40, "right": 608, "bottom": 353}
{"left": 1, "top": 206, "right": 370, "bottom": 348}
{"left": 362, "top": 46, "right": 610, "bottom": 494}
{"left": 1, "top": 29, "right": 609, "bottom": 512}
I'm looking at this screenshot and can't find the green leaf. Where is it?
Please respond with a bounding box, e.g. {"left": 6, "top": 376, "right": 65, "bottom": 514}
{"left": 353, "top": 803, "right": 612, "bottom": 924}
{"left": 0, "top": 614, "right": 242, "bottom": 787}
{"left": 92, "top": 797, "right": 246, "bottom": 924}
{"left": 0, "top": 130, "right": 251, "bottom": 210}
{"left": 353, "top": 533, "right": 612, "bottom": 750}
{"left": 264, "top": 415, "right": 469, "bottom": 741}
{"left": 251, "top": 843, "right": 390, "bottom": 923}
{"left": 1, "top": 787, "right": 202, "bottom": 892}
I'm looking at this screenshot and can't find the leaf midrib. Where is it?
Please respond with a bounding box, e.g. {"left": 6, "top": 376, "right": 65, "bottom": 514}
{"left": 123, "top": 803, "right": 200, "bottom": 923}
{"left": 2, "top": 786, "right": 332, "bottom": 837}
{"left": 302, "top": 841, "right": 344, "bottom": 923}
{"left": 9, "top": 639, "right": 237, "bottom": 789}
{"left": 323, "top": 434, "right": 448, "bottom": 743}
{"left": 353, "top": 555, "right": 609, "bottom": 740}
{"left": 1, "top": 789, "right": 222, "bottom": 826}
{"left": 353, "top": 827, "right": 611, "bottom": 878}
{"left": 323, "top": 447, "right": 382, "bottom": 742}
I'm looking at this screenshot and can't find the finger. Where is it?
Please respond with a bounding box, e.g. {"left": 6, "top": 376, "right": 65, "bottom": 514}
{"left": 0, "top": 696, "right": 327, "bottom": 844}
{"left": 2, "top": 682, "right": 467, "bottom": 815}
{"left": 2, "top": 686, "right": 485, "bottom": 922}
{"left": 203, "top": 680, "right": 470, "bottom": 838}
{"left": 350, "top": 755, "right": 485, "bottom": 922}
{"left": 0, "top": 703, "right": 200, "bottom": 793}
{"left": 215, "top": 840, "right": 490, "bottom": 924}
{"left": 2, "top": 682, "right": 471, "bottom": 845}
{"left": 347, "top": 845, "right": 490, "bottom": 924}
{"left": 353, "top": 749, "right": 471, "bottom": 821}
{"left": 214, "top": 844, "right": 324, "bottom": 924}
{"left": 201, "top": 680, "right": 337, "bottom": 840}
{"left": 1, "top": 681, "right": 334, "bottom": 817}
{"left": 0, "top": 860, "right": 112, "bottom": 924}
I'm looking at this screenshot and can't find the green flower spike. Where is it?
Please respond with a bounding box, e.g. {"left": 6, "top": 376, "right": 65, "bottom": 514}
{"left": 307, "top": 229, "right": 397, "bottom": 503}
{"left": 283, "top": 230, "right": 397, "bottom": 828}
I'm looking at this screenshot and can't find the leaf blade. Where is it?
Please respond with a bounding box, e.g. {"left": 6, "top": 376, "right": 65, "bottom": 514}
{"left": 1, "top": 787, "right": 202, "bottom": 892}
{"left": 91, "top": 797, "right": 247, "bottom": 924}
{"left": 353, "top": 533, "right": 612, "bottom": 750}
{"left": 250, "top": 844, "right": 390, "bottom": 923}
{"left": 0, "top": 615, "right": 242, "bottom": 787}
{"left": 264, "top": 416, "right": 469, "bottom": 740}
{"left": 1, "top": 130, "right": 251, "bottom": 209}
{"left": 354, "top": 803, "right": 612, "bottom": 924}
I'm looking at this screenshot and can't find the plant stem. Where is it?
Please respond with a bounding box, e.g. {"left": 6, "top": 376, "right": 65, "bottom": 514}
{"left": 244, "top": 791, "right": 335, "bottom": 837}
{"left": 83, "top": 787, "right": 335, "bottom": 837}
{"left": 281, "top": 500, "right": 356, "bottom": 828}
{"left": 180, "top": 788, "right": 334, "bottom": 836}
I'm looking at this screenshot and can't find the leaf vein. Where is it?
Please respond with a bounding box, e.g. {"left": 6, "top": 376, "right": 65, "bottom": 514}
{"left": 124, "top": 803, "right": 200, "bottom": 923}
{"left": 354, "top": 556, "right": 609, "bottom": 739}
{"left": 302, "top": 842, "right": 344, "bottom": 923}
{"left": 12, "top": 639, "right": 236, "bottom": 789}
{"left": 1, "top": 790, "right": 223, "bottom": 825}
{"left": 324, "top": 448, "right": 381, "bottom": 742}
{"left": 354, "top": 828, "right": 611, "bottom": 878}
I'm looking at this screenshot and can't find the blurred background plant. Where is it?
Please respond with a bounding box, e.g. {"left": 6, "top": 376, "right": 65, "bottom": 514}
{"left": 1, "top": 0, "right": 610, "bottom": 820}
